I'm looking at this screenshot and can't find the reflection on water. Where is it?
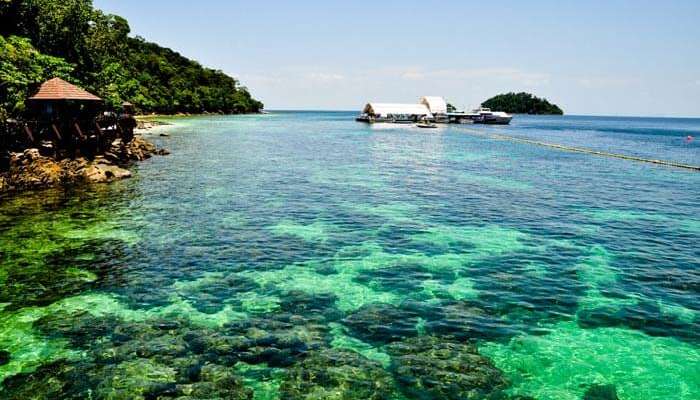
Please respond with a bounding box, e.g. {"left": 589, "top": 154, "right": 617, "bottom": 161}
{"left": 0, "top": 112, "right": 698, "bottom": 399}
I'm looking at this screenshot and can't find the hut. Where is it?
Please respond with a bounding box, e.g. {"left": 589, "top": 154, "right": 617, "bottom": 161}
{"left": 25, "top": 78, "right": 105, "bottom": 157}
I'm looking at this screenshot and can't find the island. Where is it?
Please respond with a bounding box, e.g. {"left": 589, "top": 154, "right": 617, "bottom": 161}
{"left": 0, "top": 0, "right": 263, "bottom": 118}
{"left": 481, "top": 92, "right": 563, "bottom": 115}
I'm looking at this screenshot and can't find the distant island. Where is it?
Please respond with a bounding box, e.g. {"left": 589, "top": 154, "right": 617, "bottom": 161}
{"left": 482, "top": 92, "right": 563, "bottom": 115}
{"left": 0, "top": 0, "right": 263, "bottom": 118}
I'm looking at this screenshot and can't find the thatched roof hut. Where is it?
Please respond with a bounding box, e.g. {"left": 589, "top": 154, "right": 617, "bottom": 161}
{"left": 28, "top": 78, "right": 102, "bottom": 102}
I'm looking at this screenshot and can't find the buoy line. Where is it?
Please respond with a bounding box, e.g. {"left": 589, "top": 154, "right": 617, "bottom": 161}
{"left": 460, "top": 128, "right": 700, "bottom": 172}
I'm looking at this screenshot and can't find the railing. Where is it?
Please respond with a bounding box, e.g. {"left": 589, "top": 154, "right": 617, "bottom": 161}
{"left": 0, "top": 115, "right": 136, "bottom": 159}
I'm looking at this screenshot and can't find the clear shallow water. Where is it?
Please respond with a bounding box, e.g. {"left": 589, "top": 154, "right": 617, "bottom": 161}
{"left": 0, "top": 112, "right": 698, "bottom": 399}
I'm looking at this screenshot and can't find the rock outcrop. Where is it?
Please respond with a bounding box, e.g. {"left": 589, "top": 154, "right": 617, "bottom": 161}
{"left": 0, "top": 136, "right": 166, "bottom": 194}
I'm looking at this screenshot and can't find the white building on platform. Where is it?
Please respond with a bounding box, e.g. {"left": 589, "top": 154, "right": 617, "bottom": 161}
{"left": 357, "top": 96, "right": 448, "bottom": 122}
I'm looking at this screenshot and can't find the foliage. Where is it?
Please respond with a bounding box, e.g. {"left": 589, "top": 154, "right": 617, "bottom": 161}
{"left": 0, "top": 35, "right": 74, "bottom": 114}
{"left": 0, "top": 0, "right": 263, "bottom": 116}
{"left": 482, "top": 92, "right": 563, "bottom": 115}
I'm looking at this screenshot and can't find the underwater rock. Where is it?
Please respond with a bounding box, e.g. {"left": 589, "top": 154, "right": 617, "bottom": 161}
{"left": 118, "top": 285, "right": 173, "bottom": 310}
{"left": 0, "top": 264, "right": 99, "bottom": 310}
{"left": 577, "top": 301, "right": 699, "bottom": 344}
{"left": 386, "top": 336, "right": 509, "bottom": 400}
{"left": 354, "top": 264, "right": 436, "bottom": 295}
{"left": 425, "top": 301, "right": 522, "bottom": 342}
{"left": 0, "top": 349, "right": 10, "bottom": 366}
{"left": 177, "top": 273, "right": 260, "bottom": 314}
{"left": 34, "top": 310, "right": 120, "bottom": 347}
{"left": 342, "top": 303, "right": 422, "bottom": 345}
{"left": 280, "top": 349, "right": 395, "bottom": 400}
{"left": 0, "top": 361, "right": 89, "bottom": 399}
{"left": 583, "top": 384, "right": 620, "bottom": 400}
{"left": 173, "top": 363, "right": 253, "bottom": 399}
{"left": 224, "top": 313, "right": 332, "bottom": 367}
{"left": 184, "top": 330, "right": 251, "bottom": 364}
{"left": 95, "top": 358, "right": 177, "bottom": 399}
{"left": 278, "top": 290, "right": 341, "bottom": 320}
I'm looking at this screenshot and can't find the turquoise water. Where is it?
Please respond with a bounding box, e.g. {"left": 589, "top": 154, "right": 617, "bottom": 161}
{"left": 0, "top": 112, "right": 698, "bottom": 399}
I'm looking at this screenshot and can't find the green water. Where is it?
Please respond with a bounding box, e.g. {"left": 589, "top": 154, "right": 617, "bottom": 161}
{"left": 0, "top": 112, "right": 698, "bottom": 399}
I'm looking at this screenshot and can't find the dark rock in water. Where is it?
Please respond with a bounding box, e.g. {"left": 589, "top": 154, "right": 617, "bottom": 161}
{"left": 280, "top": 349, "right": 395, "bottom": 400}
{"left": 577, "top": 301, "right": 699, "bottom": 344}
{"left": 224, "top": 313, "right": 331, "bottom": 367}
{"left": 278, "top": 290, "right": 340, "bottom": 320}
{"left": 177, "top": 273, "right": 260, "bottom": 314}
{"left": 342, "top": 303, "right": 422, "bottom": 345}
{"left": 386, "top": 336, "right": 509, "bottom": 400}
{"left": 133, "top": 334, "right": 189, "bottom": 359}
{"left": 33, "top": 310, "right": 121, "bottom": 347}
{"left": 425, "top": 301, "right": 522, "bottom": 342}
{"left": 0, "top": 258, "right": 101, "bottom": 310}
{"left": 583, "top": 384, "right": 620, "bottom": 400}
{"left": 354, "top": 264, "right": 436, "bottom": 295}
{"left": 0, "top": 350, "right": 10, "bottom": 366}
{"left": 0, "top": 361, "right": 90, "bottom": 399}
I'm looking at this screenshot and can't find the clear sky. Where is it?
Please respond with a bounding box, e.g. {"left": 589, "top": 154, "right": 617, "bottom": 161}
{"left": 94, "top": 0, "right": 700, "bottom": 116}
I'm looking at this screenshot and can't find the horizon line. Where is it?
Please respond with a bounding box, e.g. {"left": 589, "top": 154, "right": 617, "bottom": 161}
{"left": 264, "top": 109, "right": 700, "bottom": 119}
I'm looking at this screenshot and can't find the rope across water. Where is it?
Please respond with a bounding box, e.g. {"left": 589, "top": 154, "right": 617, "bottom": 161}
{"left": 460, "top": 128, "right": 700, "bottom": 172}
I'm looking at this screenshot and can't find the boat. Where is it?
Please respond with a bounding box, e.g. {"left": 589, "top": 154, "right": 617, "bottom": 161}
{"left": 416, "top": 122, "right": 437, "bottom": 129}
{"left": 470, "top": 107, "right": 512, "bottom": 125}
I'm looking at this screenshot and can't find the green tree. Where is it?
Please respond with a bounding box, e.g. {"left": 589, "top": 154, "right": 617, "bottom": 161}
{"left": 481, "top": 92, "right": 563, "bottom": 115}
{"left": 0, "top": 35, "right": 74, "bottom": 114}
{"left": 0, "top": 0, "right": 263, "bottom": 118}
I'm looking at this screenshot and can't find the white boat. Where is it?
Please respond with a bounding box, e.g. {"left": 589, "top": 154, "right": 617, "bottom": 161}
{"left": 470, "top": 107, "right": 512, "bottom": 125}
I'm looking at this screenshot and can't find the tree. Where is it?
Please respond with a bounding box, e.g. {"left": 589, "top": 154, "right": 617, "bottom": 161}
{"left": 481, "top": 92, "right": 563, "bottom": 115}
{"left": 0, "top": 0, "right": 263, "bottom": 118}
{"left": 0, "top": 35, "right": 74, "bottom": 114}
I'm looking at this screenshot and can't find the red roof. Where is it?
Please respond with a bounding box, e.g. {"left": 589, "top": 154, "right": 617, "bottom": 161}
{"left": 28, "top": 77, "right": 102, "bottom": 101}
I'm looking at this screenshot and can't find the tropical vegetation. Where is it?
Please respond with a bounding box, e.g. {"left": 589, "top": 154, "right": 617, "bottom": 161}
{"left": 0, "top": 0, "right": 263, "bottom": 117}
{"left": 482, "top": 92, "right": 563, "bottom": 115}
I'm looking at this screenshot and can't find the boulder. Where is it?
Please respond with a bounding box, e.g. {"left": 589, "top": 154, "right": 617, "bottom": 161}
{"left": 82, "top": 161, "right": 132, "bottom": 183}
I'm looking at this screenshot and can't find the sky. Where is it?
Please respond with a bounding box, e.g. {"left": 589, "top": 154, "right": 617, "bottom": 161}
{"left": 94, "top": 0, "right": 700, "bottom": 116}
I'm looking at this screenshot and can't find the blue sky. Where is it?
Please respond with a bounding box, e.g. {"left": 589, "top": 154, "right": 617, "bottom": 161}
{"left": 94, "top": 0, "right": 700, "bottom": 116}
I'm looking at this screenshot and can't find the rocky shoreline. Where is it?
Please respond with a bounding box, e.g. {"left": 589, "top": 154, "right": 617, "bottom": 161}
{"left": 0, "top": 135, "right": 168, "bottom": 195}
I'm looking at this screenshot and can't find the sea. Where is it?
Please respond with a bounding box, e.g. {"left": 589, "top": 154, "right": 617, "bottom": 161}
{"left": 0, "top": 112, "right": 698, "bottom": 399}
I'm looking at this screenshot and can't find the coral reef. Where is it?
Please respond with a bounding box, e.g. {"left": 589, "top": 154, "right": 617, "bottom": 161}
{"left": 280, "top": 349, "right": 395, "bottom": 400}
{"left": 387, "top": 336, "right": 509, "bottom": 400}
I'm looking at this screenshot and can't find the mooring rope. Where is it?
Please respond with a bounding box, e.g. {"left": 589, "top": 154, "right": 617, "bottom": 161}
{"left": 460, "top": 128, "right": 700, "bottom": 172}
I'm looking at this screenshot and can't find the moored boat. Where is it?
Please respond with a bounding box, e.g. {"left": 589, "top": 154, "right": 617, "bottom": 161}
{"left": 470, "top": 107, "right": 512, "bottom": 125}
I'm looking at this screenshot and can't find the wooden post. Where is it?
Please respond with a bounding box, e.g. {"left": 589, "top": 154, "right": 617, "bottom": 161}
{"left": 94, "top": 121, "right": 103, "bottom": 153}
{"left": 51, "top": 124, "right": 62, "bottom": 140}
{"left": 23, "top": 124, "right": 35, "bottom": 142}
{"left": 74, "top": 123, "right": 86, "bottom": 140}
